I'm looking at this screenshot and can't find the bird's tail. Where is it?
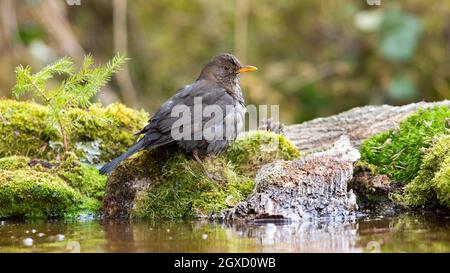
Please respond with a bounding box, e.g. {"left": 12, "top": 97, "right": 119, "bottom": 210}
{"left": 99, "top": 138, "right": 146, "bottom": 175}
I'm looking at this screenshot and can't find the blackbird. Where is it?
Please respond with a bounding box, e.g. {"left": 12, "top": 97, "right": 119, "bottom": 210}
{"left": 99, "top": 53, "right": 257, "bottom": 174}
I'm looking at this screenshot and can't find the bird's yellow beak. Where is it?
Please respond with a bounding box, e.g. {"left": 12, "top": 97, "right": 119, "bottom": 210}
{"left": 237, "top": 65, "right": 258, "bottom": 73}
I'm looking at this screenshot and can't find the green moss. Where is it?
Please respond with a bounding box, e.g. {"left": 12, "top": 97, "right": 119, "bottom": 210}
{"left": 68, "top": 103, "right": 148, "bottom": 163}
{"left": 394, "top": 135, "right": 450, "bottom": 208}
{"left": 0, "top": 100, "right": 51, "bottom": 160}
{"left": 0, "top": 169, "right": 84, "bottom": 218}
{"left": 124, "top": 148, "right": 254, "bottom": 219}
{"left": 360, "top": 106, "right": 450, "bottom": 183}
{"left": 0, "top": 155, "right": 106, "bottom": 218}
{"left": 56, "top": 153, "right": 106, "bottom": 200}
{"left": 226, "top": 131, "right": 301, "bottom": 177}
{"left": 0, "top": 99, "right": 147, "bottom": 163}
{"left": 433, "top": 158, "right": 450, "bottom": 208}
{"left": 0, "top": 156, "right": 29, "bottom": 170}
{"left": 353, "top": 161, "right": 379, "bottom": 174}
{"left": 109, "top": 130, "right": 300, "bottom": 219}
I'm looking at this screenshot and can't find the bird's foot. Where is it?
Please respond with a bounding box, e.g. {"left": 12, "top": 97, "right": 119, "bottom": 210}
{"left": 192, "top": 151, "right": 221, "bottom": 181}
{"left": 203, "top": 168, "right": 221, "bottom": 181}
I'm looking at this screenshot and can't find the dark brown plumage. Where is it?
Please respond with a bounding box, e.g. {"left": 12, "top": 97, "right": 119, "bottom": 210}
{"left": 99, "top": 53, "right": 257, "bottom": 174}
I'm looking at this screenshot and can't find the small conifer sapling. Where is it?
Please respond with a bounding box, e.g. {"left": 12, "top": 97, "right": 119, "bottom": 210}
{"left": 12, "top": 54, "right": 128, "bottom": 152}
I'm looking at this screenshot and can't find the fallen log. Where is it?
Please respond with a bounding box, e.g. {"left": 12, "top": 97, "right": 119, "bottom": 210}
{"left": 285, "top": 101, "right": 450, "bottom": 154}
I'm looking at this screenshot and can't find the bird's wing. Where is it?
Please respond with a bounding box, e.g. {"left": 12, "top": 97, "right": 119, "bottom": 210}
{"left": 137, "top": 80, "right": 240, "bottom": 145}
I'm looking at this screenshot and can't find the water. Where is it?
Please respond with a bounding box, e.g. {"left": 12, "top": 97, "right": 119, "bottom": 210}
{"left": 1, "top": 213, "right": 449, "bottom": 253}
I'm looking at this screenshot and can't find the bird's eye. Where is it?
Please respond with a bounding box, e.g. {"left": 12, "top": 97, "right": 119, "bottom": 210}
{"left": 224, "top": 66, "right": 230, "bottom": 71}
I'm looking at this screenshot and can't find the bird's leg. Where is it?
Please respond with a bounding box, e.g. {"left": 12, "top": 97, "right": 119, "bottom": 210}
{"left": 192, "top": 150, "right": 202, "bottom": 164}
{"left": 192, "top": 150, "right": 216, "bottom": 181}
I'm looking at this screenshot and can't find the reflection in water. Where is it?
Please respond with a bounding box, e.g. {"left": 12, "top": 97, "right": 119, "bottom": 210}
{"left": 100, "top": 219, "right": 359, "bottom": 252}
{"left": 230, "top": 220, "right": 360, "bottom": 252}
{"left": 0, "top": 214, "right": 449, "bottom": 253}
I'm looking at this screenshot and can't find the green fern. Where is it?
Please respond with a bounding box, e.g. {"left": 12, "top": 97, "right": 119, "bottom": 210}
{"left": 12, "top": 53, "right": 128, "bottom": 152}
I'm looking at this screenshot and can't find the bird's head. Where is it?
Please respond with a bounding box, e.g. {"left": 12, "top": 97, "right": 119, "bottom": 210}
{"left": 198, "top": 53, "right": 257, "bottom": 84}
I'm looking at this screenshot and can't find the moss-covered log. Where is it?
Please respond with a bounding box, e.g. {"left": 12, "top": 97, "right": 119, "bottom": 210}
{"left": 285, "top": 102, "right": 450, "bottom": 211}
{"left": 285, "top": 100, "right": 450, "bottom": 154}
{"left": 2, "top": 98, "right": 450, "bottom": 219}
{"left": 0, "top": 99, "right": 147, "bottom": 164}
{"left": 394, "top": 135, "right": 450, "bottom": 209}
{"left": 358, "top": 106, "right": 450, "bottom": 210}
{"left": 0, "top": 155, "right": 106, "bottom": 218}
{"left": 102, "top": 131, "right": 300, "bottom": 219}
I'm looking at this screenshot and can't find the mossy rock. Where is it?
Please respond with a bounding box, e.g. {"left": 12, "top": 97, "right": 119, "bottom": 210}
{"left": 0, "top": 99, "right": 148, "bottom": 164}
{"left": 360, "top": 106, "right": 450, "bottom": 183}
{"left": 0, "top": 155, "right": 107, "bottom": 218}
{"left": 225, "top": 131, "right": 301, "bottom": 177}
{"left": 103, "top": 130, "right": 301, "bottom": 219}
{"left": 394, "top": 135, "right": 450, "bottom": 209}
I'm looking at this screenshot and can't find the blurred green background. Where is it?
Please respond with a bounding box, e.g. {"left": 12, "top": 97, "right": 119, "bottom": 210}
{"left": 0, "top": 0, "right": 449, "bottom": 124}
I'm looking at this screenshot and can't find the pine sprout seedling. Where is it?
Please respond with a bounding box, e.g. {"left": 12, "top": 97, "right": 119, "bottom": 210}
{"left": 12, "top": 54, "right": 128, "bottom": 152}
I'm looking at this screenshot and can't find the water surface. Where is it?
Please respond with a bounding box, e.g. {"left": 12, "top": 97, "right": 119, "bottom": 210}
{"left": 1, "top": 213, "right": 449, "bottom": 253}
